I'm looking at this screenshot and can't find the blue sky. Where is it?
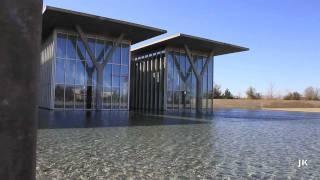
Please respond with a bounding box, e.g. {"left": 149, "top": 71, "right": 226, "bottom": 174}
{"left": 45, "top": 0, "right": 320, "bottom": 97}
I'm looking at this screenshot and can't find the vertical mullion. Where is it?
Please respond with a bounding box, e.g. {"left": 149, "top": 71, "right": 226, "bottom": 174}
{"left": 130, "top": 60, "right": 134, "bottom": 109}
{"left": 135, "top": 62, "right": 139, "bottom": 109}
{"left": 139, "top": 61, "right": 143, "bottom": 110}
{"left": 142, "top": 60, "right": 146, "bottom": 110}
{"left": 159, "top": 53, "right": 163, "bottom": 110}
{"left": 147, "top": 55, "right": 152, "bottom": 110}
{"left": 154, "top": 53, "right": 159, "bottom": 110}
{"left": 150, "top": 56, "right": 154, "bottom": 110}
{"left": 212, "top": 56, "right": 214, "bottom": 111}
{"left": 141, "top": 60, "right": 144, "bottom": 110}
{"left": 163, "top": 50, "right": 168, "bottom": 111}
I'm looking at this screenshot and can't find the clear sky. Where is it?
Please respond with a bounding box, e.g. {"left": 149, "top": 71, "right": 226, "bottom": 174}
{"left": 45, "top": 0, "right": 320, "bottom": 97}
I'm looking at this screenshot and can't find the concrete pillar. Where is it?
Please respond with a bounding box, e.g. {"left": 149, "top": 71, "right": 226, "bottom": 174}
{"left": 95, "top": 66, "right": 103, "bottom": 110}
{"left": 196, "top": 78, "right": 203, "bottom": 113}
{"left": 0, "top": 0, "right": 42, "bottom": 179}
{"left": 86, "top": 69, "right": 94, "bottom": 109}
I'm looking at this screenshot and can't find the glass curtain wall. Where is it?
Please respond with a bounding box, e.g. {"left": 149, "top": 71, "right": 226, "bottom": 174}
{"left": 166, "top": 51, "right": 214, "bottom": 111}
{"left": 54, "top": 32, "right": 129, "bottom": 110}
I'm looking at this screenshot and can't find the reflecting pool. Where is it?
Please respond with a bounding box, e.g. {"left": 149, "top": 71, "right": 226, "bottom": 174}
{"left": 37, "top": 109, "right": 320, "bottom": 179}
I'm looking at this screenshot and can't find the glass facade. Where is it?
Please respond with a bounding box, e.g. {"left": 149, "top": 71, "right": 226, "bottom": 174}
{"left": 54, "top": 32, "right": 129, "bottom": 110}
{"left": 166, "top": 51, "right": 214, "bottom": 111}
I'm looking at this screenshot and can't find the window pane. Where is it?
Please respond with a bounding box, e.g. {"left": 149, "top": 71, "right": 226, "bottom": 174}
{"left": 121, "top": 66, "right": 128, "bottom": 76}
{"left": 76, "top": 39, "right": 86, "bottom": 60}
{"left": 55, "top": 59, "right": 64, "bottom": 84}
{"left": 173, "top": 53, "right": 180, "bottom": 91}
{"left": 112, "top": 87, "right": 120, "bottom": 109}
{"left": 56, "top": 34, "right": 66, "bottom": 58}
{"left": 65, "top": 60, "right": 75, "bottom": 85}
{"left": 75, "top": 61, "right": 85, "bottom": 85}
{"left": 74, "top": 86, "right": 85, "bottom": 109}
{"left": 121, "top": 44, "right": 129, "bottom": 65}
{"left": 65, "top": 85, "right": 74, "bottom": 108}
{"left": 173, "top": 91, "right": 180, "bottom": 109}
{"left": 112, "top": 64, "right": 120, "bottom": 76}
{"left": 103, "top": 87, "right": 112, "bottom": 109}
{"left": 54, "top": 85, "right": 64, "bottom": 108}
{"left": 96, "top": 40, "right": 104, "bottom": 62}
{"left": 120, "top": 85, "right": 128, "bottom": 109}
{"left": 104, "top": 64, "right": 112, "bottom": 87}
{"left": 67, "top": 35, "right": 77, "bottom": 59}
{"left": 167, "top": 91, "right": 173, "bottom": 109}
{"left": 91, "top": 86, "right": 96, "bottom": 108}
{"left": 112, "top": 76, "right": 120, "bottom": 87}
{"left": 180, "top": 54, "right": 186, "bottom": 90}
{"left": 112, "top": 45, "right": 121, "bottom": 64}
{"left": 167, "top": 52, "right": 174, "bottom": 91}
{"left": 120, "top": 76, "right": 128, "bottom": 88}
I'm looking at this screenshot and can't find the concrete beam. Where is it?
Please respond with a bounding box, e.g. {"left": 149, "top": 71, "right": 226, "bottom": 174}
{"left": 0, "top": 0, "right": 42, "bottom": 179}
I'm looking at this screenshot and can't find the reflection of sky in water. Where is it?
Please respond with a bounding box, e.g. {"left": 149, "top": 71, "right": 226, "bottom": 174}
{"left": 37, "top": 109, "right": 320, "bottom": 179}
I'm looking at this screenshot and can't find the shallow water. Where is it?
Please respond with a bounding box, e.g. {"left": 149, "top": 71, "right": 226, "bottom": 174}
{"left": 37, "top": 109, "right": 320, "bottom": 179}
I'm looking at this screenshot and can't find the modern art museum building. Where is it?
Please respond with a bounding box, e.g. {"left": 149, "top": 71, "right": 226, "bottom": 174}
{"left": 39, "top": 6, "right": 248, "bottom": 112}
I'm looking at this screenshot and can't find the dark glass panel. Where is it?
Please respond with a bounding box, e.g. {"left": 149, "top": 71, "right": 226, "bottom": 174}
{"left": 65, "top": 85, "right": 74, "bottom": 109}
{"left": 75, "top": 61, "right": 85, "bottom": 85}
{"left": 112, "top": 87, "right": 120, "bottom": 109}
{"left": 104, "top": 64, "right": 112, "bottom": 87}
{"left": 91, "top": 86, "right": 96, "bottom": 108}
{"left": 103, "top": 87, "right": 112, "bottom": 109}
{"left": 167, "top": 91, "right": 173, "bottom": 109}
{"left": 96, "top": 40, "right": 104, "bottom": 62}
{"left": 56, "top": 33, "right": 66, "bottom": 58}
{"left": 173, "top": 53, "right": 180, "bottom": 91}
{"left": 112, "top": 45, "right": 121, "bottom": 64}
{"left": 121, "top": 44, "right": 129, "bottom": 65}
{"left": 112, "top": 76, "right": 120, "bottom": 87}
{"left": 55, "top": 59, "right": 64, "bottom": 84}
{"left": 54, "top": 85, "right": 64, "bottom": 108}
{"left": 66, "top": 35, "right": 77, "bottom": 59}
{"left": 121, "top": 65, "right": 128, "bottom": 76}
{"left": 179, "top": 54, "right": 186, "bottom": 90}
{"left": 167, "top": 52, "right": 174, "bottom": 91}
{"left": 65, "top": 60, "right": 75, "bottom": 85}
{"left": 74, "top": 86, "right": 85, "bottom": 109}
{"left": 173, "top": 91, "right": 180, "bottom": 109}
{"left": 120, "top": 80, "right": 128, "bottom": 109}
{"left": 120, "top": 76, "right": 128, "bottom": 89}
{"left": 112, "top": 64, "right": 120, "bottom": 76}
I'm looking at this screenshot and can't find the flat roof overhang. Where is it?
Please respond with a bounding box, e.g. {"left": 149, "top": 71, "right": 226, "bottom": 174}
{"left": 132, "top": 33, "right": 249, "bottom": 56}
{"left": 42, "top": 6, "right": 166, "bottom": 44}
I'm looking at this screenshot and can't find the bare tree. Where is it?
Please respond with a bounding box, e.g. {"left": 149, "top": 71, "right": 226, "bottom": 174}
{"left": 304, "top": 86, "right": 319, "bottom": 100}
{"left": 246, "top": 86, "right": 262, "bottom": 99}
{"left": 266, "top": 83, "right": 274, "bottom": 99}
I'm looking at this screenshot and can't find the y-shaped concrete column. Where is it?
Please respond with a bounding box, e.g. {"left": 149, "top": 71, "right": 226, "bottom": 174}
{"left": 75, "top": 25, "right": 124, "bottom": 110}
{"left": 184, "top": 45, "right": 214, "bottom": 113}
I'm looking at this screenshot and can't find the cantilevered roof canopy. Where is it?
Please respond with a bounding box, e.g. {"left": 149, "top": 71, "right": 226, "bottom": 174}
{"left": 132, "top": 33, "right": 249, "bottom": 56}
{"left": 42, "top": 6, "right": 166, "bottom": 44}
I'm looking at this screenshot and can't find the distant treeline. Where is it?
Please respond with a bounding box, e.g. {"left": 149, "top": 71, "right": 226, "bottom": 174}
{"left": 210, "top": 85, "right": 320, "bottom": 101}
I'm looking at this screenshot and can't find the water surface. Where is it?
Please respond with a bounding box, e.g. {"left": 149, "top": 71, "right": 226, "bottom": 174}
{"left": 37, "top": 109, "right": 320, "bottom": 179}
